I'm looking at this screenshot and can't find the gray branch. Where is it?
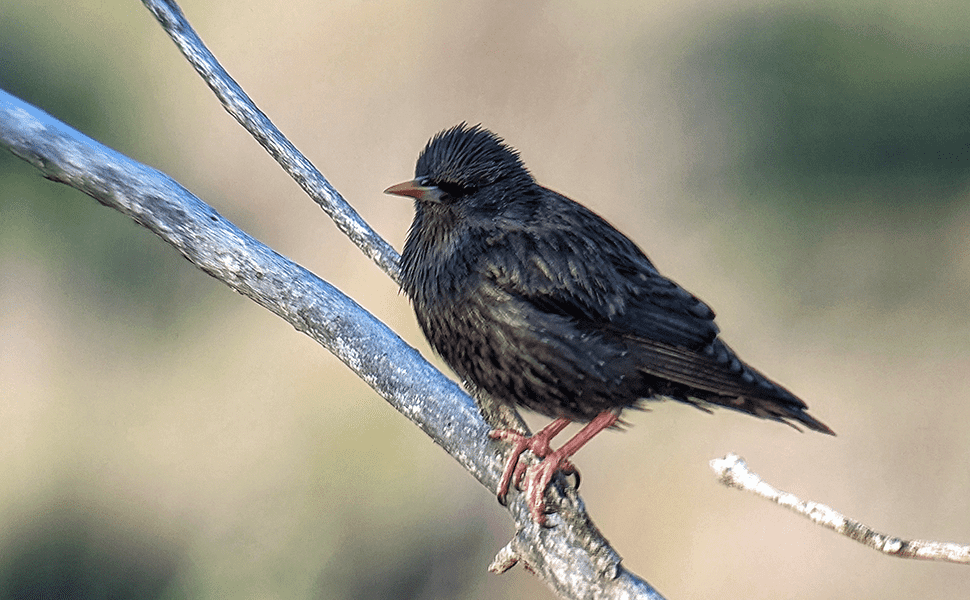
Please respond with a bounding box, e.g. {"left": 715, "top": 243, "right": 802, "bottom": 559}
{"left": 142, "top": 0, "right": 401, "bottom": 283}
{"left": 712, "top": 454, "right": 970, "bottom": 565}
{"left": 2, "top": 55, "right": 662, "bottom": 600}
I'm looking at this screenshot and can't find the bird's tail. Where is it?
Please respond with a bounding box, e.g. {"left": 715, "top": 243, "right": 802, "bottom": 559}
{"left": 634, "top": 336, "right": 835, "bottom": 435}
{"left": 693, "top": 340, "right": 835, "bottom": 435}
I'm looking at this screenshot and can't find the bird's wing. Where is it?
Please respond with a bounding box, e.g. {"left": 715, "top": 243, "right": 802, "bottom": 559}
{"left": 477, "top": 191, "right": 831, "bottom": 433}
{"left": 482, "top": 191, "right": 720, "bottom": 351}
{"left": 482, "top": 193, "right": 801, "bottom": 396}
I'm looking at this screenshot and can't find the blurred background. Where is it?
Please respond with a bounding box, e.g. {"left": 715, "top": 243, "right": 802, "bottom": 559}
{"left": 2, "top": 0, "right": 969, "bottom": 598}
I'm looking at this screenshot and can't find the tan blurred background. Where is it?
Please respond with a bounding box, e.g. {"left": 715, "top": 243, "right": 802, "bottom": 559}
{"left": 2, "top": 0, "right": 969, "bottom": 598}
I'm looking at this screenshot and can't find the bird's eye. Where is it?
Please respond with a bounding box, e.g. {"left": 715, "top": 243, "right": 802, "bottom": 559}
{"left": 438, "top": 181, "right": 471, "bottom": 199}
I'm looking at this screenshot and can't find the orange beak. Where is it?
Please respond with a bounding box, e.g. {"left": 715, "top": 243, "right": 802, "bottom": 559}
{"left": 384, "top": 179, "right": 444, "bottom": 203}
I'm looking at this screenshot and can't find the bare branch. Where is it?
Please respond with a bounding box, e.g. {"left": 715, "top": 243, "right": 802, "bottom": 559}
{"left": 1, "top": 87, "right": 664, "bottom": 599}
{"left": 140, "top": 0, "right": 401, "bottom": 282}
{"left": 711, "top": 454, "right": 970, "bottom": 565}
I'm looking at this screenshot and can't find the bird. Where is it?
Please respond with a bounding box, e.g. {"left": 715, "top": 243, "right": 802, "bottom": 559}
{"left": 385, "top": 123, "right": 833, "bottom": 525}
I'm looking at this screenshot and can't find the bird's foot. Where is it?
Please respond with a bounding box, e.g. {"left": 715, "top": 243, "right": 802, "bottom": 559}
{"left": 488, "top": 417, "right": 578, "bottom": 515}
{"left": 522, "top": 449, "right": 577, "bottom": 526}
{"left": 489, "top": 410, "right": 620, "bottom": 525}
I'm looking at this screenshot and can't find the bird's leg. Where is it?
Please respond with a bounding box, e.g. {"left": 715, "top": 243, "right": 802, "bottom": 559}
{"left": 489, "top": 417, "right": 572, "bottom": 506}
{"left": 523, "top": 409, "right": 620, "bottom": 525}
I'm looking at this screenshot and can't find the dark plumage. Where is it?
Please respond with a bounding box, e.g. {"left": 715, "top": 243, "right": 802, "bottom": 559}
{"left": 386, "top": 123, "right": 833, "bottom": 523}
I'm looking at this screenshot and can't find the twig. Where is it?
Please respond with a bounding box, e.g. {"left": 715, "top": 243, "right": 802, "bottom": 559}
{"left": 711, "top": 454, "right": 970, "bottom": 565}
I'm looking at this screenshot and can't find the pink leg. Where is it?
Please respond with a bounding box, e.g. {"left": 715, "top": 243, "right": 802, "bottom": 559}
{"left": 489, "top": 417, "right": 572, "bottom": 506}
{"left": 523, "top": 409, "right": 620, "bottom": 525}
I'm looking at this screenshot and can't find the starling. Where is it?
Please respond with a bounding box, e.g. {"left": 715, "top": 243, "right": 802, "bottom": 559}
{"left": 385, "top": 124, "right": 833, "bottom": 524}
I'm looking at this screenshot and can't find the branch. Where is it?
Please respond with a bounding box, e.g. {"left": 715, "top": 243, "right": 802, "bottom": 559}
{"left": 2, "top": 90, "right": 661, "bottom": 600}
{"left": 141, "top": 0, "right": 401, "bottom": 283}
{"left": 711, "top": 454, "right": 970, "bottom": 565}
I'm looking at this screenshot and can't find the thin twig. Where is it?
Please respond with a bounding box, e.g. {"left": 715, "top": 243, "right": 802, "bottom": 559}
{"left": 711, "top": 454, "right": 970, "bottom": 565}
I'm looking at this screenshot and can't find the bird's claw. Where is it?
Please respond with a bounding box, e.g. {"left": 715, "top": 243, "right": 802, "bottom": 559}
{"left": 523, "top": 451, "right": 575, "bottom": 526}
{"left": 489, "top": 427, "right": 581, "bottom": 520}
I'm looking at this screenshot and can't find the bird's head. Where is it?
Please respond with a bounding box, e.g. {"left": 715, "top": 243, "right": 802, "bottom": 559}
{"left": 384, "top": 123, "right": 535, "bottom": 208}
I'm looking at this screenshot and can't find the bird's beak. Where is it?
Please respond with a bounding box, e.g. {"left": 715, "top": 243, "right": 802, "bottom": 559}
{"left": 384, "top": 179, "right": 444, "bottom": 203}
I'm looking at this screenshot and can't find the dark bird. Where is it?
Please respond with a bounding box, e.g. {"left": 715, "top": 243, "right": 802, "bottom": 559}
{"left": 385, "top": 123, "right": 833, "bottom": 524}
